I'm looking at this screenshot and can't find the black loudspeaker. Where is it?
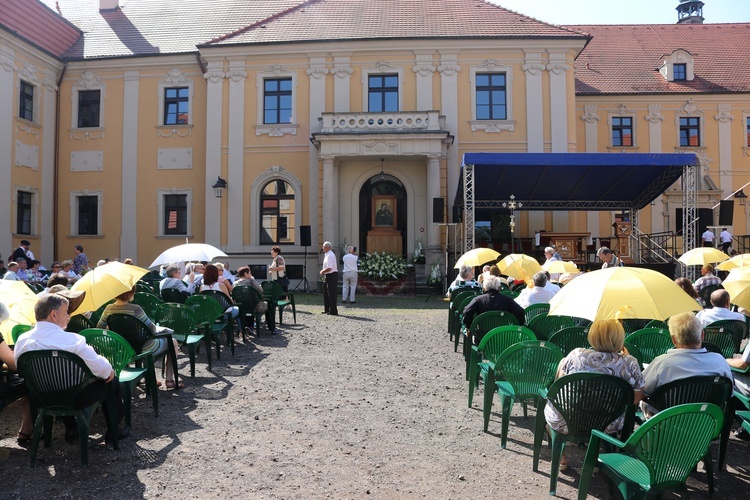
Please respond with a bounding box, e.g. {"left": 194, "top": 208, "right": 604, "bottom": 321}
{"left": 452, "top": 205, "right": 462, "bottom": 223}
{"left": 300, "top": 225, "right": 312, "bottom": 247}
{"left": 432, "top": 198, "right": 445, "bottom": 223}
{"left": 719, "top": 200, "right": 734, "bottom": 226}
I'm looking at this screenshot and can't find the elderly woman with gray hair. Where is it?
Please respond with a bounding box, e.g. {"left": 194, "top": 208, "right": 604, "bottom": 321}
{"left": 0, "top": 301, "right": 34, "bottom": 445}
{"left": 446, "top": 264, "right": 483, "bottom": 297}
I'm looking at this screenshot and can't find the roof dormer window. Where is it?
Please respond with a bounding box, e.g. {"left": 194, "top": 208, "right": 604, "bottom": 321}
{"left": 659, "top": 49, "right": 695, "bottom": 82}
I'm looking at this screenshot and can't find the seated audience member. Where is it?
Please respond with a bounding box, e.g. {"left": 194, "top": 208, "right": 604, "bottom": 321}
{"left": 0, "top": 301, "right": 33, "bottom": 445}
{"left": 234, "top": 266, "right": 268, "bottom": 315}
{"left": 160, "top": 264, "right": 196, "bottom": 298}
{"left": 597, "top": 247, "right": 623, "bottom": 268}
{"left": 545, "top": 319, "right": 643, "bottom": 469}
{"left": 543, "top": 271, "right": 561, "bottom": 293}
{"left": 693, "top": 263, "right": 721, "bottom": 294}
{"left": 98, "top": 286, "right": 182, "bottom": 389}
{"left": 514, "top": 272, "right": 557, "bottom": 308}
{"left": 446, "top": 265, "right": 483, "bottom": 296}
{"left": 14, "top": 292, "right": 130, "bottom": 441}
{"left": 728, "top": 342, "right": 750, "bottom": 439}
{"left": 185, "top": 263, "right": 205, "bottom": 288}
{"left": 642, "top": 312, "right": 732, "bottom": 414}
{"left": 0, "top": 260, "right": 6, "bottom": 278}
{"left": 217, "top": 262, "right": 235, "bottom": 285}
{"left": 60, "top": 260, "right": 79, "bottom": 282}
{"left": 462, "top": 275, "right": 525, "bottom": 344}
{"left": 200, "top": 264, "right": 241, "bottom": 330}
{"left": 214, "top": 262, "right": 234, "bottom": 292}
{"left": 477, "top": 265, "right": 491, "bottom": 285}
{"left": 15, "top": 258, "right": 31, "bottom": 281}
{"left": 123, "top": 258, "right": 133, "bottom": 265}
{"left": 2, "top": 262, "right": 21, "bottom": 281}
{"left": 675, "top": 277, "right": 703, "bottom": 306}
{"left": 695, "top": 289, "right": 744, "bottom": 327}
{"left": 40, "top": 272, "right": 71, "bottom": 294}
{"left": 27, "top": 260, "right": 44, "bottom": 281}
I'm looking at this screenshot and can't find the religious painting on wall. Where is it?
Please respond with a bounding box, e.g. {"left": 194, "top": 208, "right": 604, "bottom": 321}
{"left": 372, "top": 195, "right": 397, "bottom": 229}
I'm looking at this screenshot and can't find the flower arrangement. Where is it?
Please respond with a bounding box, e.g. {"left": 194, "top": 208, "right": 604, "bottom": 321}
{"left": 412, "top": 240, "right": 426, "bottom": 264}
{"left": 427, "top": 263, "right": 442, "bottom": 286}
{"left": 360, "top": 252, "right": 408, "bottom": 281}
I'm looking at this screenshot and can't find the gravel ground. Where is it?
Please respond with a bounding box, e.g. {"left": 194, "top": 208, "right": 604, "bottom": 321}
{"left": 2, "top": 293, "right": 750, "bottom": 499}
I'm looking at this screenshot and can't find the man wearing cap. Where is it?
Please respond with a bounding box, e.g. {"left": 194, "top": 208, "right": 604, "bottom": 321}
{"left": 11, "top": 240, "right": 30, "bottom": 263}
{"left": 14, "top": 292, "right": 129, "bottom": 442}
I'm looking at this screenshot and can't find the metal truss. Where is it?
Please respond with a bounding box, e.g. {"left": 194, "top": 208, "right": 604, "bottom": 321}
{"left": 464, "top": 164, "right": 475, "bottom": 251}
{"left": 474, "top": 200, "right": 635, "bottom": 210}
{"left": 682, "top": 162, "right": 699, "bottom": 280}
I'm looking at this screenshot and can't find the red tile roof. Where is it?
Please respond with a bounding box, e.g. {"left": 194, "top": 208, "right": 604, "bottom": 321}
{"left": 204, "top": 0, "right": 587, "bottom": 46}
{"left": 570, "top": 23, "right": 750, "bottom": 95}
{"left": 0, "top": 0, "right": 81, "bottom": 59}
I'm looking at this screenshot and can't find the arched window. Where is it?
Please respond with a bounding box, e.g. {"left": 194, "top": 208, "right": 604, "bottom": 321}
{"left": 260, "top": 180, "right": 295, "bottom": 245}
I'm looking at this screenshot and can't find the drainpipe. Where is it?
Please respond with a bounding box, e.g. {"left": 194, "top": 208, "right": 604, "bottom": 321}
{"left": 53, "top": 62, "right": 67, "bottom": 261}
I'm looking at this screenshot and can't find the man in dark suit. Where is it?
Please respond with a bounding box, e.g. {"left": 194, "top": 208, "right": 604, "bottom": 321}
{"left": 462, "top": 275, "right": 525, "bottom": 345}
{"left": 11, "top": 240, "right": 30, "bottom": 262}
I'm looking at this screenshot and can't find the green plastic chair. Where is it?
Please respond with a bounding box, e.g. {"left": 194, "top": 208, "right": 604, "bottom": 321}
{"left": 547, "top": 326, "right": 591, "bottom": 355}
{"left": 623, "top": 342, "right": 644, "bottom": 370}
{"left": 11, "top": 324, "right": 33, "bottom": 344}
{"left": 133, "top": 292, "right": 164, "bottom": 319}
{"left": 67, "top": 314, "right": 93, "bottom": 334}
{"left": 642, "top": 375, "right": 733, "bottom": 476}
{"left": 452, "top": 295, "right": 478, "bottom": 353}
{"left": 698, "top": 284, "right": 723, "bottom": 309}
{"left": 135, "top": 281, "right": 155, "bottom": 295}
{"left": 644, "top": 319, "right": 668, "bottom": 329}
{"left": 261, "top": 280, "right": 296, "bottom": 328}
{"left": 197, "top": 290, "right": 236, "bottom": 355}
{"left": 155, "top": 302, "right": 208, "bottom": 377}
{"left": 577, "top": 403, "right": 724, "bottom": 500}
{"left": 621, "top": 318, "right": 652, "bottom": 335}
{"left": 484, "top": 340, "right": 563, "bottom": 440}
{"left": 89, "top": 299, "right": 115, "bottom": 326}
{"left": 526, "top": 313, "right": 575, "bottom": 341}
{"left": 17, "top": 350, "right": 120, "bottom": 467}
{"left": 464, "top": 310, "right": 521, "bottom": 379}
{"left": 449, "top": 290, "right": 478, "bottom": 341}
{"left": 533, "top": 372, "right": 636, "bottom": 496}
{"left": 467, "top": 325, "right": 536, "bottom": 407}
{"left": 106, "top": 313, "right": 179, "bottom": 393}
{"left": 231, "top": 285, "right": 265, "bottom": 338}
{"left": 703, "top": 319, "right": 745, "bottom": 355}
{"left": 81, "top": 328, "right": 155, "bottom": 426}
{"left": 524, "top": 303, "right": 550, "bottom": 324}
{"left": 625, "top": 327, "right": 672, "bottom": 364}
{"left": 160, "top": 287, "right": 187, "bottom": 304}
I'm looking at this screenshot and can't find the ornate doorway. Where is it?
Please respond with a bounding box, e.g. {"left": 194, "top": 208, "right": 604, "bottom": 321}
{"left": 358, "top": 175, "right": 407, "bottom": 256}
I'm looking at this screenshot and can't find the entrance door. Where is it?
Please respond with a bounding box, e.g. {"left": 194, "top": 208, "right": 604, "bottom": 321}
{"left": 359, "top": 175, "right": 407, "bottom": 255}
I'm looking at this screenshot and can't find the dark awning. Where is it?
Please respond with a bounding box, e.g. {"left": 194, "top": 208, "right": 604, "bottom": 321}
{"left": 459, "top": 152, "right": 698, "bottom": 211}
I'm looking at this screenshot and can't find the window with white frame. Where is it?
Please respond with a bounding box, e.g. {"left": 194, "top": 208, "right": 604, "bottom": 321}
{"left": 16, "top": 190, "right": 32, "bottom": 234}
{"left": 469, "top": 62, "right": 514, "bottom": 133}
{"left": 157, "top": 189, "right": 192, "bottom": 236}
{"left": 157, "top": 69, "right": 194, "bottom": 127}
{"left": 255, "top": 67, "right": 298, "bottom": 136}
{"left": 70, "top": 191, "right": 102, "bottom": 236}
{"left": 260, "top": 180, "right": 295, "bottom": 245}
{"left": 77, "top": 90, "right": 101, "bottom": 128}
{"left": 679, "top": 117, "right": 701, "bottom": 147}
{"left": 611, "top": 116, "right": 634, "bottom": 147}
{"left": 19, "top": 80, "right": 34, "bottom": 122}
{"left": 367, "top": 74, "right": 399, "bottom": 112}
{"left": 71, "top": 70, "right": 105, "bottom": 130}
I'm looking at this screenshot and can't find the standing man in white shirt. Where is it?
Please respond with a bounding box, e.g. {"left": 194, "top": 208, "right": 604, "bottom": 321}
{"left": 702, "top": 228, "right": 715, "bottom": 247}
{"left": 342, "top": 246, "right": 358, "bottom": 305}
{"left": 720, "top": 228, "right": 732, "bottom": 253}
{"left": 320, "top": 241, "right": 339, "bottom": 316}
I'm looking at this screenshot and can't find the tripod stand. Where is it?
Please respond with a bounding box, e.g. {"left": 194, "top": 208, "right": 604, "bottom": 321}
{"left": 293, "top": 244, "right": 313, "bottom": 293}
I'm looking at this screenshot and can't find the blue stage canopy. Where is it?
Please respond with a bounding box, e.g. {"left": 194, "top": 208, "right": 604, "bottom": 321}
{"left": 459, "top": 152, "right": 698, "bottom": 211}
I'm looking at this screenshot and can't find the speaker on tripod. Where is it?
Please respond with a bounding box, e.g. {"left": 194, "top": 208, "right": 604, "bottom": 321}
{"left": 294, "top": 225, "right": 313, "bottom": 293}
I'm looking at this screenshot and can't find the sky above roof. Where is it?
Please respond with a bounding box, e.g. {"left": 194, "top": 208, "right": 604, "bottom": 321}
{"left": 492, "top": 0, "right": 750, "bottom": 24}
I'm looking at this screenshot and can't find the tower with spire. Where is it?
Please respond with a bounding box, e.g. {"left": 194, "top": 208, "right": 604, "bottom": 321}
{"left": 677, "top": 0, "right": 705, "bottom": 24}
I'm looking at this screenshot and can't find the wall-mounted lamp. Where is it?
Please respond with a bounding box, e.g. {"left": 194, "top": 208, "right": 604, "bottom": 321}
{"left": 735, "top": 189, "right": 747, "bottom": 206}
{"left": 212, "top": 176, "right": 227, "bottom": 198}
{"left": 379, "top": 158, "right": 385, "bottom": 181}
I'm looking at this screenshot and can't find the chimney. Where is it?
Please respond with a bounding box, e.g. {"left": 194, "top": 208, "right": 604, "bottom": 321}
{"left": 100, "top": 0, "right": 119, "bottom": 11}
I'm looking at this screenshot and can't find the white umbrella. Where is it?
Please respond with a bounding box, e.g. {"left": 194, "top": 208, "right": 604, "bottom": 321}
{"left": 149, "top": 243, "right": 227, "bottom": 269}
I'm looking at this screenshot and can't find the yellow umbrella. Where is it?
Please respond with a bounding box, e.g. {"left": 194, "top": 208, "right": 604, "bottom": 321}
{"left": 716, "top": 253, "right": 750, "bottom": 271}
{"left": 498, "top": 254, "right": 543, "bottom": 283}
{"left": 454, "top": 248, "right": 501, "bottom": 269}
{"left": 548, "top": 267, "right": 700, "bottom": 322}
{"left": 720, "top": 267, "right": 750, "bottom": 310}
{"left": 70, "top": 261, "right": 149, "bottom": 315}
{"left": 542, "top": 260, "right": 580, "bottom": 275}
{"left": 0, "top": 281, "right": 38, "bottom": 344}
{"left": 677, "top": 247, "right": 729, "bottom": 267}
